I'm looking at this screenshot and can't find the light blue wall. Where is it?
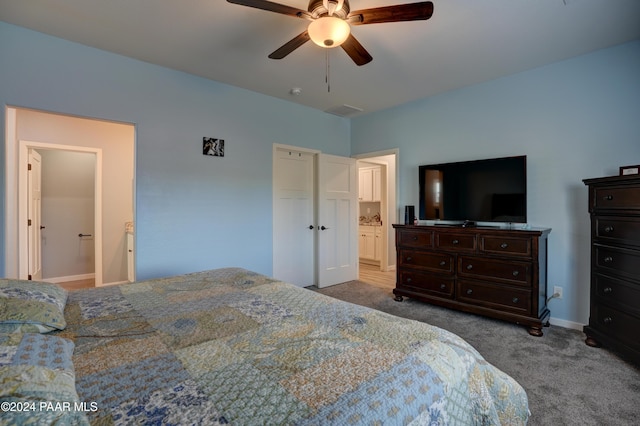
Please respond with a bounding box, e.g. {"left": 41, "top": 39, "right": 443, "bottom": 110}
{"left": 351, "top": 40, "right": 640, "bottom": 325}
{"left": 0, "top": 22, "right": 350, "bottom": 280}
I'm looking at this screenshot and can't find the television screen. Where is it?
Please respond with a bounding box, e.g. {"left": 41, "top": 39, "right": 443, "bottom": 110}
{"left": 419, "top": 155, "right": 527, "bottom": 223}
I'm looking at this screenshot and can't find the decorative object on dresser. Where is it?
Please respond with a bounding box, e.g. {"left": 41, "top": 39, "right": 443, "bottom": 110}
{"left": 583, "top": 174, "right": 640, "bottom": 365}
{"left": 393, "top": 224, "right": 551, "bottom": 336}
{"left": 619, "top": 164, "right": 640, "bottom": 176}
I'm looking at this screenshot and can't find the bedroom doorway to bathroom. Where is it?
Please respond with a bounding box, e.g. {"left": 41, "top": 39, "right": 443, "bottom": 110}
{"left": 354, "top": 149, "right": 398, "bottom": 284}
{"left": 4, "top": 106, "right": 135, "bottom": 286}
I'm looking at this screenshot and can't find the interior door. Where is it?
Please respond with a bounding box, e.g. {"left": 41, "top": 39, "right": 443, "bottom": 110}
{"left": 27, "top": 148, "right": 43, "bottom": 280}
{"left": 273, "top": 148, "right": 315, "bottom": 287}
{"left": 317, "top": 153, "right": 358, "bottom": 287}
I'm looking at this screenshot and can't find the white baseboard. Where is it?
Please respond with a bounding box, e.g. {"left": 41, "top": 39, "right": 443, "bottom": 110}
{"left": 549, "top": 317, "right": 584, "bottom": 331}
{"left": 98, "top": 280, "right": 129, "bottom": 287}
{"left": 45, "top": 273, "right": 95, "bottom": 284}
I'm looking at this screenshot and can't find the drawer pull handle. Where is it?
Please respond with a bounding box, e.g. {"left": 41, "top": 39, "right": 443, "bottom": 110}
{"left": 466, "top": 289, "right": 473, "bottom": 295}
{"left": 440, "top": 284, "right": 446, "bottom": 289}
{"left": 412, "top": 236, "right": 418, "bottom": 241}
{"left": 604, "top": 225, "right": 615, "bottom": 233}
{"left": 603, "top": 316, "right": 613, "bottom": 325}
{"left": 512, "top": 297, "right": 519, "bottom": 304}
{"left": 452, "top": 239, "right": 459, "bottom": 245}
{"left": 512, "top": 270, "right": 519, "bottom": 277}
{"left": 439, "top": 260, "right": 446, "bottom": 266}
{"left": 603, "top": 195, "right": 613, "bottom": 201}
{"left": 500, "top": 243, "right": 508, "bottom": 249}
{"left": 466, "top": 264, "right": 473, "bottom": 270}
{"left": 406, "top": 278, "right": 412, "bottom": 283}
{"left": 406, "top": 257, "right": 413, "bottom": 262}
{"left": 603, "top": 287, "right": 612, "bottom": 294}
{"left": 604, "top": 256, "right": 613, "bottom": 263}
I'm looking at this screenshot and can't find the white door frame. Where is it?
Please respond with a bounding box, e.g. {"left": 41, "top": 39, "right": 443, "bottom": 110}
{"left": 353, "top": 149, "right": 399, "bottom": 272}
{"left": 16, "top": 141, "right": 103, "bottom": 285}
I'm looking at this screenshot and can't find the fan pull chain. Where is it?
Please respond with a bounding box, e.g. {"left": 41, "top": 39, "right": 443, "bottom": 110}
{"left": 326, "top": 49, "right": 331, "bottom": 93}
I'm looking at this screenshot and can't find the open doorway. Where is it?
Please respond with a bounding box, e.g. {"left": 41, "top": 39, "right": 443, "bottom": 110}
{"left": 34, "top": 147, "right": 98, "bottom": 287}
{"left": 5, "top": 107, "right": 135, "bottom": 286}
{"left": 355, "top": 150, "right": 398, "bottom": 290}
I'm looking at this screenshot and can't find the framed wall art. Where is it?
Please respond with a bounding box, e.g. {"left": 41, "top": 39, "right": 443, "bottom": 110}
{"left": 203, "top": 137, "right": 224, "bottom": 157}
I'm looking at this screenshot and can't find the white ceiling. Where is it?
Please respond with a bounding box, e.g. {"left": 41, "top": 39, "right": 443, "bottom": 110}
{"left": 1, "top": 0, "right": 639, "bottom": 117}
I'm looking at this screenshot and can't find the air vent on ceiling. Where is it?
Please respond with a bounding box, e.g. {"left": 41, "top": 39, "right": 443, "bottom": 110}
{"left": 324, "top": 104, "right": 364, "bottom": 117}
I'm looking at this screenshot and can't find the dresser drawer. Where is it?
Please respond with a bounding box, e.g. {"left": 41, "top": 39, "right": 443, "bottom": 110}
{"left": 458, "top": 280, "right": 531, "bottom": 314}
{"left": 480, "top": 235, "right": 532, "bottom": 258}
{"left": 594, "top": 245, "right": 640, "bottom": 280}
{"left": 593, "top": 274, "right": 640, "bottom": 316}
{"left": 398, "top": 270, "right": 454, "bottom": 298}
{"left": 435, "top": 232, "right": 476, "bottom": 251}
{"left": 594, "top": 217, "right": 640, "bottom": 249}
{"left": 592, "top": 184, "right": 640, "bottom": 211}
{"left": 398, "top": 249, "right": 454, "bottom": 274}
{"left": 397, "top": 229, "right": 433, "bottom": 248}
{"left": 590, "top": 304, "right": 640, "bottom": 350}
{"left": 458, "top": 256, "right": 531, "bottom": 286}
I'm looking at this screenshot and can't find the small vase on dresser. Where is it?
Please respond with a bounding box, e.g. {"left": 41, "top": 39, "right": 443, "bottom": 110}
{"left": 583, "top": 174, "right": 640, "bottom": 365}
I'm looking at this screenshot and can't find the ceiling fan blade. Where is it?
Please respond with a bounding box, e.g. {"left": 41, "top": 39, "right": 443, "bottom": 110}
{"left": 269, "top": 31, "right": 311, "bottom": 59}
{"left": 226, "top": 0, "right": 312, "bottom": 19}
{"left": 348, "top": 1, "right": 433, "bottom": 25}
{"left": 340, "top": 34, "right": 373, "bottom": 66}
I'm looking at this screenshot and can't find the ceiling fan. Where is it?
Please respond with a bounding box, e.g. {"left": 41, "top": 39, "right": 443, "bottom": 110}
{"left": 227, "top": 0, "right": 434, "bottom": 66}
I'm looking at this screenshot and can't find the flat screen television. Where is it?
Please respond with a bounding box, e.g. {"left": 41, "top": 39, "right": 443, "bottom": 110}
{"left": 419, "top": 155, "right": 527, "bottom": 224}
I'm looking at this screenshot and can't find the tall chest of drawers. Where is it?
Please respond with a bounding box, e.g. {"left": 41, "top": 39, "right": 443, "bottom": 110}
{"left": 583, "top": 174, "right": 640, "bottom": 364}
{"left": 393, "top": 224, "right": 551, "bottom": 336}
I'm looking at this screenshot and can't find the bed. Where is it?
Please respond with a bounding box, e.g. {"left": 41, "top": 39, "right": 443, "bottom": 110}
{"left": 1, "top": 267, "right": 529, "bottom": 425}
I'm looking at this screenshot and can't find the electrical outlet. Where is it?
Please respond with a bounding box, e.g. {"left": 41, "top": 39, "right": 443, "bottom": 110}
{"left": 553, "top": 286, "right": 563, "bottom": 299}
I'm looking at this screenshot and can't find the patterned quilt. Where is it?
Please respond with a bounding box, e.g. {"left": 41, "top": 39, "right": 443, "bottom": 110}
{"left": 56, "top": 267, "right": 529, "bottom": 425}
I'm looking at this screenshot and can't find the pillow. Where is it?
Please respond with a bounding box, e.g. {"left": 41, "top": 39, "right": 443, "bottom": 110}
{"left": 0, "top": 333, "right": 89, "bottom": 425}
{"left": 0, "top": 279, "right": 68, "bottom": 334}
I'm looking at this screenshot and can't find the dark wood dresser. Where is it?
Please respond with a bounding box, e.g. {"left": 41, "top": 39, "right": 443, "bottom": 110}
{"left": 393, "top": 224, "right": 551, "bottom": 335}
{"left": 583, "top": 174, "right": 640, "bottom": 364}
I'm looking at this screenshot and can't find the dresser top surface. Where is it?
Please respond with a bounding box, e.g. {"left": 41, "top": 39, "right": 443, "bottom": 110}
{"left": 393, "top": 224, "right": 551, "bottom": 235}
{"left": 583, "top": 174, "right": 640, "bottom": 186}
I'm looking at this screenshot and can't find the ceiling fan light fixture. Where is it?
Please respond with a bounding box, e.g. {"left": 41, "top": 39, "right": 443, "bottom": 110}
{"left": 308, "top": 16, "right": 350, "bottom": 48}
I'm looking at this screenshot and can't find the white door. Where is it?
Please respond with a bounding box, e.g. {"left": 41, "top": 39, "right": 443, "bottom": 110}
{"left": 317, "top": 154, "right": 358, "bottom": 288}
{"left": 27, "top": 149, "right": 43, "bottom": 280}
{"left": 273, "top": 148, "right": 315, "bottom": 287}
